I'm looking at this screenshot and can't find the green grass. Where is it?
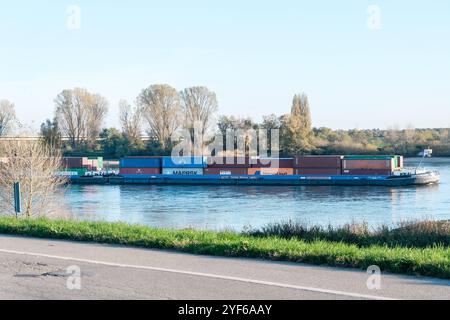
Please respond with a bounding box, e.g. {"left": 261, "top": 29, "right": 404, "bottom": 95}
{"left": 246, "top": 220, "right": 450, "bottom": 248}
{"left": 0, "top": 217, "right": 449, "bottom": 279}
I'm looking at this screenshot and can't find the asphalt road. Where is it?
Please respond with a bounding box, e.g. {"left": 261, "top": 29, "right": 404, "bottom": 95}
{"left": 0, "top": 235, "right": 449, "bottom": 300}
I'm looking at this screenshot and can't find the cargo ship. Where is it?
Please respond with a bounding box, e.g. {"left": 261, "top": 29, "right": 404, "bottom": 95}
{"left": 60, "top": 155, "right": 440, "bottom": 187}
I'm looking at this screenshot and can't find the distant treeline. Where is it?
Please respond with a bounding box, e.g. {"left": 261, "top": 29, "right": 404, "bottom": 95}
{"left": 44, "top": 89, "right": 450, "bottom": 159}
{"left": 60, "top": 126, "right": 450, "bottom": 159}
{"left": 2, "top": 87, "right": 449, "bottom": 159}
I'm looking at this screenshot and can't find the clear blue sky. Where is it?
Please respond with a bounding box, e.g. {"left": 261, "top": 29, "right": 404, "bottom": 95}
{"left": 1, "top": 0, "right": 449, "bottom": 130}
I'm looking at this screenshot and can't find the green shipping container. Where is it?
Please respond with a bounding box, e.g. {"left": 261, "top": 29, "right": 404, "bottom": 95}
{"left": 97, "top": 157, "right": 103, "bottom": 169}
{"left": 57, "top": 168, "right": 88, "bottom": 177}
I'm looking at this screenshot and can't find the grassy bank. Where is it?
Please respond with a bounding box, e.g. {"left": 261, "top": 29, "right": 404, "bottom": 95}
{"left": 247, "top": 220, "right": 450, "bottom": 248}
{"left": 0, "top": 217, "right": 449, "bottom": 279}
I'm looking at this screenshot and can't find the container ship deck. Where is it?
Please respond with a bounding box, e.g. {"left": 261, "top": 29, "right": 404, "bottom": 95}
{"left": 71, "top": 171, "right": 440, "bottom": 187}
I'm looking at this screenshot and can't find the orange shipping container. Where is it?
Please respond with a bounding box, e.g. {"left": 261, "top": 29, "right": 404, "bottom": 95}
{"left": 248, "top": 168, "right": 294, "bottom": 176}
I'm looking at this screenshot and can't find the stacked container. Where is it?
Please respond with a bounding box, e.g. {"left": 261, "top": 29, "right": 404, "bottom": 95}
{"left": 396, "top": 155, "right": 404, "bottom": 170}
{"left": 204, "top": 157, "right": 250, "bottom": 175}
{"left": 294, "top": 156, "right": 343, "bottom": 175}
{"left": 59, "top": 157, "right": 90, "bottom": 178}
{"left": 162, "top": 156, "right": 206, "bottom": 175}
{"left": 115, "top": 154, "right": 404, "bottom": 178}
{"left": 86, "top": 157, "right": 104, "bottom": 171}
{"left": 248, "top": 158, "right": 294, "bottom": 176}
{"left": 120, "top": 157, "right": 161, "bottom": 175}
{"left": 342, "top": 155, "right": 396, "bottom": 176}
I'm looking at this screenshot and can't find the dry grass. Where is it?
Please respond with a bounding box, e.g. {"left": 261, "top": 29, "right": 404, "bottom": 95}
{"left": 246, "top": 220, "right": 450, "bottom": 248}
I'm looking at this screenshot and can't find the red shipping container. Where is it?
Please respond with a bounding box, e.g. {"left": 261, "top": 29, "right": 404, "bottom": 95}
{"left": 207, "top": 157, "right": 251, "bottom": 168}
{"left": 294, "top": 156, "right": 343, "bottom": 168}
{"left": 119, "top": 168, "right": 161, "bottom": 175}
{"left": 343, "top": 159, "right": 393, "bottom": 170}
{"left": 62, "top": 157, "right": 84, "bottom": 168}
{"left": 296, "top": 168, "right": 342, "bottom": 175}
{"left": 251, "top": 158, "right": 294, "bottom": 168}
{"left": 342, "top": 169, "right": 392, "bottom": 176}
{"left": 204, "top": 168, "right": 248, "bottom": 175}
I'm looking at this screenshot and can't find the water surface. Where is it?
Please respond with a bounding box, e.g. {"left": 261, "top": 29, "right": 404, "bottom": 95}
{"left": 63, "top": 158, "right": 450, "bottom": 230}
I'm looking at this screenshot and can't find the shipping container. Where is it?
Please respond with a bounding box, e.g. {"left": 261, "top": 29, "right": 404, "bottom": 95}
{"left": 62, "top": 157, "right": 89, "bottom": 168}
{"left": 251, "top": 158, "right": 294, "bottom": 168}
{"left": 342, "top": 159, "right": 394, "bottom": 170}
{"left": 344, "top": 155, "right": 396, "bottom": 160}
{"left": 162, "top": 156, "right": 206, "bottom": 168}
{"left": 207, "top": 157, "right": 252, "bottom": 167}
{"left": 342, "top": 169, "right": 392, "bottom": 176}
{"left": 204, "top": 168, "right": 248, "bottom": 175}
{"left": 162, "top": 168, "right": 204, "bottom": 175}
{"left": 295, "top": 168, "right": 342, "bottom": 175}
{"left": 86, "top": 159, "right": 97, "bottom": 168}
{"left": 57, "top": 168, "right": 88, "bottom": 177}
{"left": 294, "top": 156, "right": 343, "bottom": 168}
{"left": 87, "top": 157, "right": 104, "bottom": 169}
{"left": 120, "top": 157, "right": 161, "bottom": 168}
{"left": 104, "top": 160, "right": 120, "bottom": 169}
{"left": 120, "top": 168, "right": 161, "bottom": 175}
{"left": 248, "top": 168, "right": 294, "bottom": 176}
{"left": 396, "top": 156, "right": 404, "bottom": 169}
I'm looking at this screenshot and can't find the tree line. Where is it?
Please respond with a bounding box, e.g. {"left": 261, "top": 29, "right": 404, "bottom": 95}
{"left": 1, "top": 87, "right": 450, "bottom": 158}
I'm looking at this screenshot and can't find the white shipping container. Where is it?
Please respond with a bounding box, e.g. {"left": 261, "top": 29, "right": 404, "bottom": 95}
{"left": 162, "top": 168, "right": 204, "bottom": 175}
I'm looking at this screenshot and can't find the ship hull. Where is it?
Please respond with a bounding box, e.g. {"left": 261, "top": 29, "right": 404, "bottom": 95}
{"left": 70, "top": 171, "right": 440, "bottom": 187}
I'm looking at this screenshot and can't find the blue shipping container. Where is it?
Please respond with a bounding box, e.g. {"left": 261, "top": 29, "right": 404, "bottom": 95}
{"left": 120, "top": 157, "right": 161, "bottom": 168}
{"left": 162, "top": 156, "right": 207, "bottom": 168}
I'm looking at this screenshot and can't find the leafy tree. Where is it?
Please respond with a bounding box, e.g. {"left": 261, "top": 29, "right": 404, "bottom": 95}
{"left": 40, "top": 118, "right": 62, "bottom": 149}
{"left": 281, "top": 93, "right": 314, "bottom": 155}
{"left": 99, "top": 128, "right": 128, "bottom": 157}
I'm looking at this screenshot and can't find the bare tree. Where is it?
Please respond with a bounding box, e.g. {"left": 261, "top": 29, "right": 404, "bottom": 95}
{"left": 86, "top": 93, "right": 108, "bottom": 146}
{"left": 119, "top": 99, "right": 142, "bottom": 141}
{"left": 54, "top": 88, "right": 108, "bottom": 149}
{"left": 138, "top": 84, "right": 182, "bottom": 150}
{"left": 0, "top": 99, "right": 16, "bottom": 136}
{"left": 181, "top": 86, "right": 218, "bottom": 150}
{"left": 0, "top": 138, "right": 67, "bottom": 218}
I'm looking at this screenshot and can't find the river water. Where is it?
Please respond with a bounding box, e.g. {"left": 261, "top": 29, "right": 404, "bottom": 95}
{"left": 63, "top": 158, "right": 450, "bottom": 231}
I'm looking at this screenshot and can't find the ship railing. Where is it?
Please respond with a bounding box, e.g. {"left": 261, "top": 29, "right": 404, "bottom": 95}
{"left": 401, "top": 167, "right": 439, "bottom": 176}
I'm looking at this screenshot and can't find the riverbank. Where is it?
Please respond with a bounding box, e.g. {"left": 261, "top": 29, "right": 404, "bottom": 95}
{"left": 247, "top": 220, "right": 450, "bottom": 248}
{"left": 0, "top": 217, "right": 449, "bottom": 279}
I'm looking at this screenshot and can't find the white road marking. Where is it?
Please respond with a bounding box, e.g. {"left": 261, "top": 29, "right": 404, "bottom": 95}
{"left": 0, "top": 248, "right": 396, "bottom": 300}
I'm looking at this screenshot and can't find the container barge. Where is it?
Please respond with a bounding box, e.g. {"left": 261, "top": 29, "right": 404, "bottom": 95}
{"left": 62, "top": 155, "right": 440, "bottom": 187}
